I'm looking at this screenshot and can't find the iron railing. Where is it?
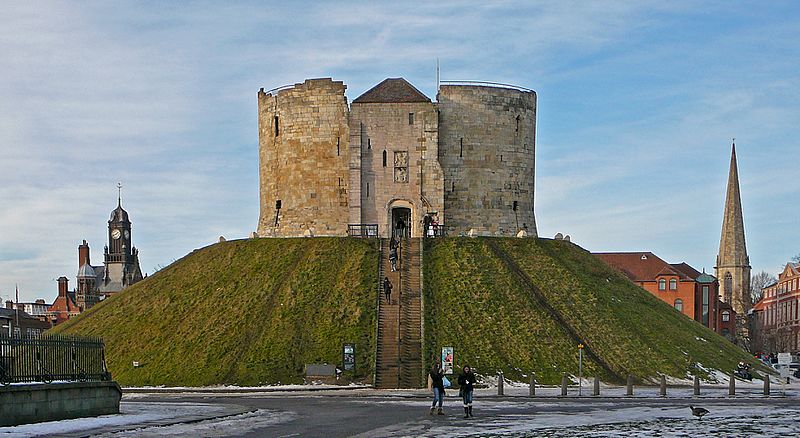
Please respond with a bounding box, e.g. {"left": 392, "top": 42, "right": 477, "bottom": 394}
{"left": 0, "top": 333, "right": 110, "bottom": 385}
{"left": 424, "top": 224, "right": 446, "bottom": 238}
{"left": 439, "top": 80, "right": 535, "bottom": 93}
{"left": 348, "top": 224, "right": 379, "bottom": 238}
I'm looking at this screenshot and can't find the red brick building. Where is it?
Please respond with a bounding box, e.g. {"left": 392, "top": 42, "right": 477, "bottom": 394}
{"left": 752, "top": 262, "right": 800, "bottom": 353}
{"left": 46, "top": 276, "right": 81, "bottom": 325}
{"left": 595, "top": 252, "right": 735, "bottom": 339}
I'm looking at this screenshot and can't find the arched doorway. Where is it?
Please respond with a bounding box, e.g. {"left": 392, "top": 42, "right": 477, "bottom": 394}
{"left": 387, "top": 199, "right": 413, "bottom": 239}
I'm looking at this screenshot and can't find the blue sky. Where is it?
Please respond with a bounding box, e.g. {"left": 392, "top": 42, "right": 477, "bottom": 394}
{"left": 1, "top": 1, "right": 798, "bottom": 303}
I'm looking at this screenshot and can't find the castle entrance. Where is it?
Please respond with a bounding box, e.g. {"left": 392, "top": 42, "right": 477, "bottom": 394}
{"left": 391, "top": 207, "right": 411, "bottom": 239}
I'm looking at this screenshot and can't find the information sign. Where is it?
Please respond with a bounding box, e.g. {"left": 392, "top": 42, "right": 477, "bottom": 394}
{"left": 441, "top": 347, "right": 454, "bottom": 374}
{"left": 343, "top": 343, "right": 355, "bottom": 371}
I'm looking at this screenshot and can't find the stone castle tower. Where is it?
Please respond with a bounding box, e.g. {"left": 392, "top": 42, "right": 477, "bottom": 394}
{"left": 256, "top": 77, "right": 537, "bottom": 238}
{"left": 715, "top": 142, "right": 751, "bottom": 315}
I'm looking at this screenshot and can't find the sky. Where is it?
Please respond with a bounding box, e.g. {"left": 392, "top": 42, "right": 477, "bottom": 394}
{"left": 1, "top": 1, "right": 798, "bottom": 303}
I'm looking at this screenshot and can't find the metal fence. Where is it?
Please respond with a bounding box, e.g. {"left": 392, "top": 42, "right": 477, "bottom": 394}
{"left": 0, "top": 333, "right": 110, "bottom": 385}
{"left": 348, "top": 224, "right": 379, "bottom": 238}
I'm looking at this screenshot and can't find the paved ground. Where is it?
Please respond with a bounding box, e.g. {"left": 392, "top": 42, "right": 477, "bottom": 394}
{"left": 4, "top": 386, "right": 800, "bottom": 437}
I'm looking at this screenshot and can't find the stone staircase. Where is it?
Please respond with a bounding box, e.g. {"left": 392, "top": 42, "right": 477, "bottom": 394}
{"left": 399, "top": 238, "right": 424, "bottom": 388}
{"left": 374, "top": 238, "right": 424, "bottom": 389}
{"left": 375, "top": 239, "right": 400, "bottom": 389}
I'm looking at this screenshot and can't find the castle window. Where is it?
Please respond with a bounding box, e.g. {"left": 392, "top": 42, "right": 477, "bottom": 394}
{"left": 383, "top": 150, "right": 387, "bottom": 167}
{"left": 408, "top": 113, "right": 414, "bottom": 125}
{"left": 460, "top": 138, "right": 463, "bottom": 157}
{"left": 658, "top": 279, "right": 666, "bottom": 290}
{"left": 366, "top": 183, "right": 370, "bottom": 198}
{"left": 368, "top": 139, "right": 371, "bottom": 150}
{"left": 674, "top": 299, "right": 683, "bottom": 312}
{"left": 274, "top": 116, "right": 279, "bottom": 136}
{"left": 451, "top": 182, "right": 455, "bottom": 192}
{"left": 515, "top": 115, "right": 520, "bottom": 132}
{"left": 337, "top": 137, "right": 340, "bottom": 156}
{"left": 669, "top": 278, "right": 677, "bottom": 290}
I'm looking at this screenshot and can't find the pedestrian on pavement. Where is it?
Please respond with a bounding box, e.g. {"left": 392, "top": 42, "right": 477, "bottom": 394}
{"left": 383, "top": 277, "right": 393, "bottom": 304}
{"left": 458, "top": 365, "right": 476, "bottom": 418}
{"left": 429, "top": 362, "right": 446, "bottom": 415}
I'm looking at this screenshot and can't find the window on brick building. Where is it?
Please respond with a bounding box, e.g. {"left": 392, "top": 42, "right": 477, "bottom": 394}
{"left": 669, "top": 279, "right": 677, "bottom": 290}
{"left": 702, "top": 285, "right": 710, "bottom": 325}
{"left": 659, "top": 279, "right": 666, "bottom": 290}
{"left": 408, "top": 113, "right": 414, "bottom": 125}
{"left": 722, "top": 310, "right": 730, "bottom": 322}
{"left": 674, "top": 299, "right": 683, "bottom": 312}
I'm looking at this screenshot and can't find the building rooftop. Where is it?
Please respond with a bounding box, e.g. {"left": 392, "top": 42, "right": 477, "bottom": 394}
{"left": 353, "top": 78, "right": 431, "bottom": 104}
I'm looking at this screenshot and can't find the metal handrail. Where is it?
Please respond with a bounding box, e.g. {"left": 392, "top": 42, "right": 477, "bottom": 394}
{"left": 439, "top": 80, "right": 534, "bottom": 93}
{"left": 262, "top": 84, "right": 296, "bottom": 95}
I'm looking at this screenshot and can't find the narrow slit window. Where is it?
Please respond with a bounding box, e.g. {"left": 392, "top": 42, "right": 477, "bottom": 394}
{"left": 274, "top": 116, "right": 279, "bottom": 136}
{"left": 366, "top": 183, "right": 370, "bottom": 198}
{"left": 459, "top": 138, "right": 463, "bottom": 157}
{"left": 367, "top": 138, "right": 371, "bottom": 150}
{"left": 451, "top": 182, "right": 455, "bottom": 192}
{"left": 515, "top": 115, "right": 520, "bottom": 132}
{"left": 382, "top": 150, "right": 387, "bottom": 167}
{"left": 408, "top": 113, "right": 414, "bottom": 125}
{"left": 337, "top": 137, "right": 340, "bottom": 156}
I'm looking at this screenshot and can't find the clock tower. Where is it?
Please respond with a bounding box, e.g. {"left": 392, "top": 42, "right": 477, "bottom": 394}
{"left": 101, "top": 185, "right": 143, "bottom": 291}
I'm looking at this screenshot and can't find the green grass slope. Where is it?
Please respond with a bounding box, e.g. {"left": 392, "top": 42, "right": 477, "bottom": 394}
{"left": 54, "top": 238, "right": 378, "bottom": 386}
{"left": 424, "top": 237, "right": 763, "bottom": 384}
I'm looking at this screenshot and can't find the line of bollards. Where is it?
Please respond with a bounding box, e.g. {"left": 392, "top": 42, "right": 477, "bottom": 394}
{"left": 508, "top": 372, "right": 775, "bottom": 397}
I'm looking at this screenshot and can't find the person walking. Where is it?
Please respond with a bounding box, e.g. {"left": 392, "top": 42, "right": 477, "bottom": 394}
{"left": 458, "top": 365, "right": 476, "bottom": 418}
{"left": 429, "top": 362, "right": 446, "bottom": 415}
{"left": 383, "top": 277, "right": 393, "bottom": 304}
{"left": 389, "top": 246, "right": 398, "bottom": 272}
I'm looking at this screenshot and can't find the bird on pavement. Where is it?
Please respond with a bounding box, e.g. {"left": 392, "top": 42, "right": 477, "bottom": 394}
{"left": 690, "top": 405, "right": 709, "bottom": 420}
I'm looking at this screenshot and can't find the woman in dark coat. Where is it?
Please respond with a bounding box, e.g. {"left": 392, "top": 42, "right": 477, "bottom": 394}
{"left": 429, "top": 362, "right": 446, "bottom": 415}
{"left": 458, "top": 365, "right": 477, "bottom": 418}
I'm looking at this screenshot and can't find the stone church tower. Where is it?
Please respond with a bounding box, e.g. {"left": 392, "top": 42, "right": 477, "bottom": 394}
{"left": 715, "top": 142, "right": 751, "bottom": 315}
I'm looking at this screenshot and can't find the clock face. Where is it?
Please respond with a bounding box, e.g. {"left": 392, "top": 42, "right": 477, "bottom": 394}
{"left": 111, "top": 229, "right": 121, "bottom": 240}
{"left": 124, "top": 230, "right": 130, "bottom": 239}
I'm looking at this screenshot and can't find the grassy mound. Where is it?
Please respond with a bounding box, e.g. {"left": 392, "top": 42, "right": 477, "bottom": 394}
{"left": 424, "top": 237, "right": 762, "bottom": 384}
{"left": 53, "top": 238, "right": 378, "bottom": 386}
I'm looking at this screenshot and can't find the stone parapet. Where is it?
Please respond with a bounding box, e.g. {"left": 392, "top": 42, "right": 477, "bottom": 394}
{"left": 0, "top": 381, "right": 122, "bottom": 426}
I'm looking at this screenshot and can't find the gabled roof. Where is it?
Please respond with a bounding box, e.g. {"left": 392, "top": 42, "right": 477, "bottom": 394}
{"left": 670, "top": 263, "right": 702, "bottom": 280}
{"left": 594, "top": 252, "right": 698, "bottom": 282}
{"left": 353, "top": 78, "right": 431, "bottom": 103}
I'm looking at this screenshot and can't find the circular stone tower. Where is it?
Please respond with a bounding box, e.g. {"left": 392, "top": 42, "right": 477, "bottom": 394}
{"left": 437, "top": 83, "right": 537, "bottom": 236}
{"left": 257, "top": 78, "right": 350, "bottom": 237}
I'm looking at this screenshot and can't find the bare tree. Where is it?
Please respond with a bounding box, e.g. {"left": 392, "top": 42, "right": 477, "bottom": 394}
{"left": 750, "top": 271, "right": 777, "bottom": 306}
{"left": 792, "top": 253, "right": 800, "bottom": 263}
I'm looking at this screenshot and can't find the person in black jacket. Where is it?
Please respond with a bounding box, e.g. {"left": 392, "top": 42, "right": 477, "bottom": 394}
{"left": 429, "top": 362, "right": 446, "bottom": 415}
{"left": 458, "top": 365, "right": 476, "bottom": 418}
{"left": 383, "top": 277, "right": 393, "bottom": 303}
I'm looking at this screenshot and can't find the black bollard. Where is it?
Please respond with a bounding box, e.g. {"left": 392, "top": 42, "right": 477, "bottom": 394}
{"left": 561, "top": 374, "right": 568, "bottom": 396}
{"left": 529, "top": 373, "right": 536, "bottom": 397}
{"left": 764, "top": 376, "right": 770, "bottom": 396}
{"left": 626, "top": 375, "right": 634, "bottom": 397}
{"left": 593, "top": 376, "right": 600, "bottom": 396}
{"left": 729, "top": 373, "right": 735, "bottom": 396}
{"left": 693, "top": 376, "right": 700, "bottom": 396}
{"left": 660, "top": 375, "right": 667, "bottom": 397}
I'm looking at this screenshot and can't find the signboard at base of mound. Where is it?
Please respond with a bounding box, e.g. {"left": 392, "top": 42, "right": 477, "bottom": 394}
{"left": 778, "top": 353, "right": 792, "bottom": 365}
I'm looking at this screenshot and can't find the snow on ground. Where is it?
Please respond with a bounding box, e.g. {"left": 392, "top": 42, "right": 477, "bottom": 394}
{"left": 0, "top": 402, "right": 275, "bottom": 438}
{"left": 92, "top": 409, "right": 295, "bottom": 437}
{"left": 362, "top": 404, "right": 800, "bottom": 437}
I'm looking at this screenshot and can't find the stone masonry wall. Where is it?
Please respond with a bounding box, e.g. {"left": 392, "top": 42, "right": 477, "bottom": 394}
{"left": 257, "top": 79, "right": 350, "bottom": 237}
{"left": 349, "top": 102, "right": 444, "bottom": 238}
{"left": 437, "top": 85, "right": 538, "bottom": 236}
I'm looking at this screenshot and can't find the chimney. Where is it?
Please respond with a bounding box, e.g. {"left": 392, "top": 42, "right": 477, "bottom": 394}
{"left": 57, "top": 276, "right": 69, "bottom": 297}
{"left": 5, "top": 300, "right": 12, "bottom": 309}
{"left": 79, "top": 240, "right": 90, "bottom": 267}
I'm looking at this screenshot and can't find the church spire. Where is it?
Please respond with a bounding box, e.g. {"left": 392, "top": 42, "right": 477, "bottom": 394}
{"left": 715, "top": 139, "right": 751, "bottom": 315}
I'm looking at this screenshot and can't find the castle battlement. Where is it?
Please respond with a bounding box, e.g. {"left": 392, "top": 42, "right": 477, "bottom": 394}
{"left": 257, "top": 77, "right": 537, "bottom": 239}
